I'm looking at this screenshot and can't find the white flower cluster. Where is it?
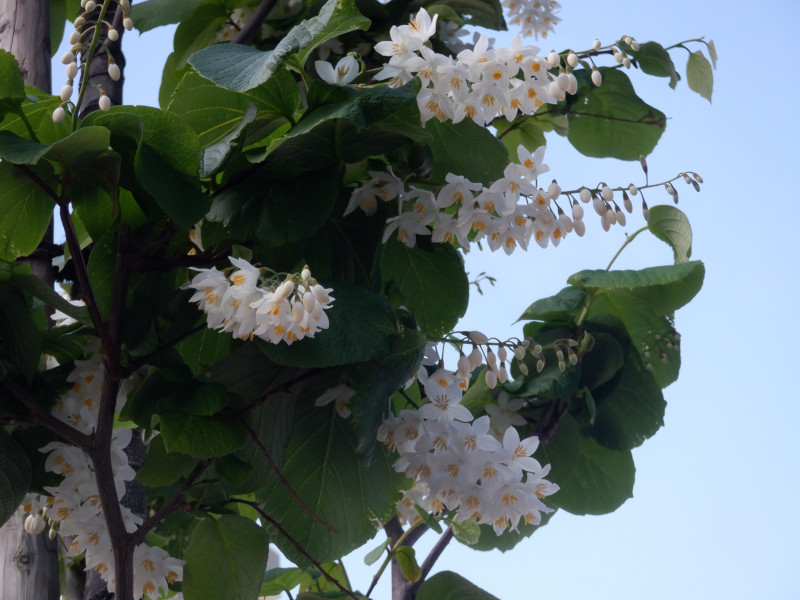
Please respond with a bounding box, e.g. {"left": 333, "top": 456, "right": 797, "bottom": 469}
{"left": 374, "top": 8, "right": 576, "bottom": 127}
{"left": 347, "top": 145, "right": 590, "bottom": 252}
{"left": 53, "top": 0, "right": 133, "bottom": 122}
{"left": 502, "top": 0, "right": 562, "bottom": 39}
{"left": 24, "top": 343, "right": 184, "bottom": 600}
{"left": 378, "top": 343, "right": 558, "bottom": 535}
{"left": 184, "top": 257, "right": 335, "bottom": 345}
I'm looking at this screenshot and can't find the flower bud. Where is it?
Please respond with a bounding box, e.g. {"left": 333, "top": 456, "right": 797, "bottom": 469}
{"left": 567, "top": 52, "right": 578, "bottom": 67}
{"left": 69, "top": 30, "right": 81, "bottom": 45}
{"left": 468, "top": 330, "right": 489, "bottom": 345}
{"left": 108, "top": 62, "right": 121, "bottom": 81}
{"left": 622, "top": 191, "right": 632, "bottom": 213}
{"left": 547, "top": 180, "right": 561, "bottom": 198}
{"left": 536, "top": 359, "right": 545, "bottom": 373}
{"left": 497, "top": 346, "right": 507, "bottom": 361}
{"left": 616, "top": 209, "right": 626, "bottom": 227}
{"left": 579, "top": 187, "right": 591, "bottom": 203}
{"left": 61, "top": 51, "right": 75, "bottom": 65}
{"left": 123, "top": 17, "right": 133, "bottom": 30}
{"left": 487, "top": 349, "right": 497, "bottom": 368}
{"left": 557, "top": 72, "right": 569, "bottom": 91}
{"left": 25, "top": 514, "right": 46, "bottom": 535}
{"left": 66, "top": 62, "right": 78, "bottom": 79}
{"left": 301, "top": 266, "right": 311, "bottom": 282}
{"left": 513, "top": 345, "right": 526, "bottom": 360}
{"left": 605, "top": 207, "right": 616, "bottom": 225}
{"left": 274, "top": 279, "right": 295, "bottom": 303}
{"left": 566, "top": 73, "right": 578, "bottom": 95}
{"left": 517, "top": 361, "right": 528, "bottom": 376}
{"left": 73, "top": 16, "right": 85, "bottom": 28}
{"left": 98, "top": 93, "right": 111, "bottom": 111}
{"left": 572, "top": 203, "right": 584, "bottom": 220}
{"left": 639, "top": 155, "right": 648, "bottom": 176}
{"left": 573, "top": 219, "right": 586, "bottom": 237}
{"left": 612, "top": 48, "right": 623, "bottom": 63}
{"left": 628, "top": 183, "right": 638, "bottom": 195}
{"left": 622, "top": 57, "right": 631, "bottom": 68}
{"left": 469, "top": 345, "right": 483, "bottom": 369}
{"left": 593, "top": 195, "right": 605, "bottom": 216}
{"left": 485, "top": 368, "right": 498, "bottom": 389}
{"left": 592, "top": 38, "right": 601, "bottom": 50}
{"left": 601, "top": 185, "right": 613, "bottom": 202}
{"left": 642, "top": 199, "right": 650, "bottom": 221}
{"left": 108, "top": 28, "right": 119, "bottom": 42}
{"left": 591, "top": 68, "right": 602, "bottom": 86}
{"left": 60, "top": 83, "right": 73, "bottom": 102}
{"left": 52, "top": 106, "right": 66, "bottom": 124}
{"left": 85, "top": 0, "right": 96, "bottom": 11}
{"left": 457, "top": 353, "right": 471, "bottom": 375}
{"left": 498, "top": 363, "right": 508, "bottom": 383}
{"left": 547, "top": 50, "right": 559, "bottom": 68}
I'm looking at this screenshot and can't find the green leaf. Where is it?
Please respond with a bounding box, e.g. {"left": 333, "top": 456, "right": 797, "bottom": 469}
{"left": 0, "top": 50, "right": 26, "bottom": 119}
{"left": 136, "top": 434, "right": 198, "bottom": 488}
{"left": 0, "top": 131, "right": 51, "bottom": 164}
{"left": 260, "top": 567, "right": 313, "bottom": 597}
{"left": 184, "top": 515, "right": 271, "bottom": 600}
{"left": 451, "top": 519, "right": 480, "bottom": 546}
{"left": 547, "top": 434, "right": 634, "bottom": 515}
{"left": 380, "top": 240, "right": 469, "bottom": 337}
{"left": 348, "top": 326, "right": 426, "bottom": 460}
{"left": 493, "top": 115, "right": 546, "bottom": 157}
{"left": 425, "top": 118, "right": 508, "bottom": 185}
{"left": 0, "top": 429, "right": 32, "bottom": 528}
{"left": 258, "top": 281, "right": 398, "bottom": 368}
{"left": 686, "top": 50, "right": 713, "bottom": 102}
{"left": 208, "top": 164, "right": 337, "bottom": 246}
{"left": 631, "top": 41, "right": 679, "bottom": 88}
{"left": 160, "top": 411, "right": 244, "bottom": 458}
{"left": 588, "top": 349, "right": 665, "bottom": 450}
{"left": 0, "top": 87, "right": 70, "bottom": 145}
{"left": 0, "top": 162, "right": 55, "bottom": 262}
{"left": 395, "top": 546, "right": 421, "bottom": 582}
{"left": 0, "top": 290, "right": 41, "bottom": 381}
{"left": 417, "top": 571, "right": 500, "bottom": 600}
{"left": 422, "top": 0, "right": 504, "bottom": 28}
{"left": 131, "top": 0, "right": 205, "bottom": 33}
{"left": 86, "top": 236, "right": 115, "bottom": 318}
{"left": 569, "top": 261, "right": 705, "bottom": 315}
{"left": 517, "top": 286, "right": 586, "bottom": 323}
{"left": 256, "top": 399, "right": 406, "bottom": 566}
{"left": 189, "top": 0, "right": 370, "bottom": 92}
{"left": 172, "top": 3, "right": 230, "bottom": 69}
{"left": 168, "top": 69, "right": 299, "bottom": 149}
{"left": 363, "top": 538, "right": 390, "bottom": 565}
{"left": 647, "top": 204, "right": 693, "bottom": 263}
{"left": 587, "top": 291, "right": 680, "bottom": 388}
{"left": 175, "top": 328, "right": 233, "bottom": 377}
{"left": 706, "top": 40, "right": 718, "bottom": 69}
{"left": 567, "top": 68, "right": 666, "bottom": 160}
{"left": 579, "top": 331, "right": 625, "bottom": 391}
{"left": 8, "top": 272, "right": 91, "bottom": 325}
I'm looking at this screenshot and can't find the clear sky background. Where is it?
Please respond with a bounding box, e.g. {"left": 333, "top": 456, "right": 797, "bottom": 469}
{"left": 52, "top": 1, "right": 800, "bottom": 598}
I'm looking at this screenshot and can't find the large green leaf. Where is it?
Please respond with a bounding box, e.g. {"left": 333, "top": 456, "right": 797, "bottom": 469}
{"left": 136, "top": 434, "right": 198, "bottom": 488}
{"left": 208, "top": 165, "right": 337, "bottom": 246}
{"left": 184, "top": 515, "right": 271, "bottom": 600}
{"left": 0, "top": 50, "right": 26, "bottom": 119}
{"left": 258, "top": 282, "right": 398, "bottom": 368}
{"left": 0, "top": 289, "right": 40, "bottom": 381}
{"left": 131, "top": 0, "right": 205, "bottom": 33}
{"left": 425, "top": 118, "right": 508, "bottom": 185}
{"left": 7, "top": 272, "right": 92, "bottom": 325}
{"left": 547, "top": 434, "right": 634, "bottom": 515}
{"left": 568, "top": 261, "right": 705, "bottom": 315}
{"left": 168, "top": 69, "right": 299, "bottom": 149}
{"left": 256, "top": 398, "right": 406, "bottom": 566}
{"left": 630, "top": 41, "right": 679, "bottom": 88}
{"left": 159, "top": 411, "right": 244, "bottom": 458}
{"left": 417, "top": 571, "right": 500, "bottom": 600}
{"left": 380, "top": 239, "right": 469, "bottom": 337}
{"left": 588, "top": 348, "right": 665, "bottom": 450}
{"left": 587, "top": 291, "right": 679, "bottom": 388}
{"left": 0, "top": 131, "right": 51, "bottom": 164}
{"left": 686, "top": 50, "right": 713, "bottom": 102}
{"left": 647, "top": 204, "right": 693, "bottom": 263}
{"left": 188, "top": 0, "right": 370, "bottom": 92}
{"left": 423, "top": 0, "right": 504, "bottom": 28}
{"left": 566, "top": 68, "right": 666, "bottom": 160}
{"left": 0, "top": 87, "right": 70, "bottom": 145}
{"left": 517, "top": 286, "right": 586, "bottom": 323}
{"left": 0, "top": 429, "right": 32, "bottom": 528}
{"left": 0, "top": 162, "right": 55, "bottom": 261}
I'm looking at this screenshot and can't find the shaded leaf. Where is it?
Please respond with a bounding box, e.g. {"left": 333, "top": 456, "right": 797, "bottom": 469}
{"left": 417, "top": 571, "right": 500, "bottom": 600}
{"left": 630, "top": 41, "right": 679, "bottom": 88}
{"left": 517, "top": 286, "right": 586, "bottom": 323}
{"left": 131, "top": 0, "right": 205, "bottom": 33}
{"left": 0, "top": 290, "right": 40, "bottom": 381}
{"left": 0, "top": 162, "right": 55, "bottom": 261}
{"left": 0, "top": 429, "right": 32, "bottom": 528}
{"left": 647, "top": 204, "right": 692, "bottom": 263}
{"left": 160, "top": 411, "right": 244, "bottom": 458}
{"left": 686, "top": 50, "right": 713, "bottom": 102}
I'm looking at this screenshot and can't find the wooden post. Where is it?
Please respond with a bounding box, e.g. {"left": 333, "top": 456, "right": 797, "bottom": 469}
{"left": 0, "top": 2, "right": 59, "bottom": 600}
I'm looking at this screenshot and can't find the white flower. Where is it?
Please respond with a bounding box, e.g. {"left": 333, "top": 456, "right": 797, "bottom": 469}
{"left": 315, "top": 55, "right": 359, "bottom": 85}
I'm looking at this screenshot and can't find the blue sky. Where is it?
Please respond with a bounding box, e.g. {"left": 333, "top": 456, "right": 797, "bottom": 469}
{"left": 52, "top": 1, "right": 800, "bottom": 597}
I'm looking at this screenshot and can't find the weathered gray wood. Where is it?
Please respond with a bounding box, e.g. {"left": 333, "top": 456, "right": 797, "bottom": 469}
{"left": 0, "top": 3, "right": 59, "bottom": 599}
{"left": 0, "top": 511, "right": 59, "bottom": 600}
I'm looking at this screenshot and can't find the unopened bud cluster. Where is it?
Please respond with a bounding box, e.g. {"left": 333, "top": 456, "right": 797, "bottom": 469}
{"left": 184, "top": 257, "right": 335, "bottom": 345}
{"left": 53, "top": 0, "right": 133, "bottom": 123}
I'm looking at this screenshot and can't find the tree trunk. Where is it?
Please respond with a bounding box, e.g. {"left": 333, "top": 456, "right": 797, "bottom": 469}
{"left": 0, "top": 3, "right": 59, "bottom": 600}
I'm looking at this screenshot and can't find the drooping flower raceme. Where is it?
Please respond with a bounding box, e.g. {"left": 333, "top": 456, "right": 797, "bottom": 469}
{"left": 378, "top": 345, "right": 558, "bottom": 535}
{"left": 23, "top": 341, "right": 184, "bottom": 600}
{"left": 373, "top": 8, "right": 572, "bottom": 127}
{"left": 184, "top": 258, "right": 335, "bottom": 345}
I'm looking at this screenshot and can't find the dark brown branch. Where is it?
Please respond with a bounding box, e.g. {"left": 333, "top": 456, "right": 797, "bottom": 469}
{"left": 225, "top": 499, "right": 359, "bottom": 600}
{"left": 406, "top": 526, "right": 454, "bottom": 598}
{"left": 231, "top": 0, "right": 280, "bottom": 44}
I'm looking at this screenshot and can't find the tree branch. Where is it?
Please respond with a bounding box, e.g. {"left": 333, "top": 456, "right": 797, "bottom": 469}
{"left": 231, "top": 0, "right": 280, "bottom": 45}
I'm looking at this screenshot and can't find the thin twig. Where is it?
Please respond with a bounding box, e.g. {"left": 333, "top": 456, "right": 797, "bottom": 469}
{"left": 129, "top": 459, "right": 212, "bottom": 545}
{"left": 232, "top": 0, "right": 280, "bottom": 44}
{"left": 406, "top": 526, "right": 454, "bottom": 597}
{"left": 226, "top": 499, "right": 360, "bottom": 600}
